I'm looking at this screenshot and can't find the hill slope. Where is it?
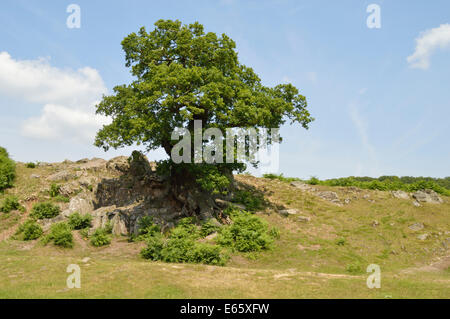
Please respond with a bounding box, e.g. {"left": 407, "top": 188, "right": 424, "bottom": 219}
{"left": 0, "top": 158, "right": 449, "bottom": 298}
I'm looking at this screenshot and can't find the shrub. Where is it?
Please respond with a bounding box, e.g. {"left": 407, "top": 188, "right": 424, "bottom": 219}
{"left": 232, "top": 190, "right": 264, "bottom": 212}
{"left": 200, "top": 219, "right": 221, "bottom": 237}
{"left": 140, "top": 218, "right": 228, "bottom": 265}
{"left": 187, "top": 243, "right": 227, "bottom": 266}
{"left": 137, "top": 216, "right": 160, "bottom": 239}
{"left": 17, "top": 220, "right": 43, "bottom": 240}
{"left": 49, "top": 183, "right": 60, "bottom": 197}
{"left": 68, "top": 212, "right": 92, "bottom": 230}
{"left": 26, "top": 162, "right": 36, "bottom": 168}
{"left": 307, "top": 176, "right": 320, "bottom": 185}
{"left": 0, "top": 147, "right": 16, "bottom": 191}
{"left": 346, "top": 262, "right": 364, "bottom": 274}
{"left": 0, "top": 195, "right": 20, "bottom": 213}
{"left": 80, "top": 227, "right": 90, "bottom": 239}
{"left": 31, "top": 202, "right": 60, "bottom": 219}
{"left": 140, "top": 235, "right": 165, "bottom": 260}
{"left": 217, "top": 210, "right": 274, "bottom": 252}
{"left": 335, "top": 238, "right": 346, "bottom": 246}
{"left": 90, "top": 228, "right": 111, "bottom": 247}
{"left": 262, "top": 173, "right": 300, "bottom": 183}
{"left": 43, "top": 222, "right": 73, "bottom": 248}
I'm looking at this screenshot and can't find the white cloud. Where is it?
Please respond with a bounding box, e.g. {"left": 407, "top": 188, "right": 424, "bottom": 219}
{"left": 0, "top": 52, "right": 109, "bottom": 142}
{"left": 407, "top": 24, "right": 450, "bottom": 70}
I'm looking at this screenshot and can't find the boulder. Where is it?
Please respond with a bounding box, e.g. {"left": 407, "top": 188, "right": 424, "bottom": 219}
{"left": 417, "top": 233, "right": 429, "bottom": 241}
{"left": 106, "top": 156, "right": 130, "bottom": 173}
{"left": 47, "top": 170, "right": 75, "bottom": 182}
{"left": 413, "top": 201, "right": 421, "bottom": 207}
{"left": 316, "top": 191, "right": 341, "bottom": 205}
{"left": 412, "top": 190, "right": 443, "bottom": 204}
{"left": 391, "top": 190, "right": 409, "bottom": 199}
{"left": 78, "top": 158, "right": 107, "bottom": 171}
{"left": 408, "top": 223, "right": 424, "bottom": 231}
{"left": 290, "top": 181, "right": 314, "bottom": 191}
{"left": 297, "top": 215, "right": 311, "bottom": 222}
{"left": 69, "top": 195, "right": 94, "bottom": 214}
{"left": 279, "top": 209, "right": 298, "bottom": 216}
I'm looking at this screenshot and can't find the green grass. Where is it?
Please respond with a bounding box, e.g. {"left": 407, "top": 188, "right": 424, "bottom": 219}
{"left": 0, "top": 165, "right": 448, "bottom": 298}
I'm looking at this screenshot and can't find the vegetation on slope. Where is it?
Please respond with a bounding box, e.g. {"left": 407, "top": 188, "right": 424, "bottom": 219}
{"left": 263, "top": 173, "right": 450, "bottom": 196}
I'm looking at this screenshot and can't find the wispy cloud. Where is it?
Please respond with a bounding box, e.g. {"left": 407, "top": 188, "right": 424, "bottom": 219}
{"left": 407, "top": 24, "right": 450, "bottom": 70}
{"left": 0, "top": 52, "right": 109, "bottom": 143}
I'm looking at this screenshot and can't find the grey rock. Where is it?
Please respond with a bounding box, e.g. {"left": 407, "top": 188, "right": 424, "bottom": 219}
{"left": 69, "top": 195, "right": 94, "bottom": 214}
{"left": 279, "top": 209, "right": 299, "bottom": 216}
{"left": 290, "top": 181, "right": 314, "bottom": 191}
{"left": 412, "top": 189, "right": 443, "bottom": 204}
{"left": 297, "top": 215, "right": 311, "bottom": 222}
{"left": 417, "top": 233, "right": 429, "bottom": 241}
{"left": 30, "top": 174, "right": 40, "bottom": 179}
{"left": 408, "top": 223, "right": 424, "bottom": 231}
{"left": 391, "top": 190, "right": 409, "bottom": 199}
{"left": 106, "top": 156, "right": 130, "bottom": 173}
{"left": 47, "top": 170, "right": 75, "bottom": 182}
{"left": 413, "top": 201, "right": 421, "bottom": 207}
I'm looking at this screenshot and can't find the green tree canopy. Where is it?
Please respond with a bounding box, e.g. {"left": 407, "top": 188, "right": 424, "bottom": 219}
{"left": 95, "top": 19, "right": 313, "bottom": 159}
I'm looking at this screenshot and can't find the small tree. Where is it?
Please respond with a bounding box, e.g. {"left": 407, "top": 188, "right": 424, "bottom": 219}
{"left": 95, "top": 20, "right": 313, "bottom": 219}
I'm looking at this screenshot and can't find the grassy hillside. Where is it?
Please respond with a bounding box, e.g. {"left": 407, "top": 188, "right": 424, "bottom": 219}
{"left": 0, "top": 162, "right": 449, "bottom": 298}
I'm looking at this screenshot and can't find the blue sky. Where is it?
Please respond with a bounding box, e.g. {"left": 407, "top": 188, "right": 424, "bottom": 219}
{"left": 0, "top": 0, "right": 449, "bottom": 179}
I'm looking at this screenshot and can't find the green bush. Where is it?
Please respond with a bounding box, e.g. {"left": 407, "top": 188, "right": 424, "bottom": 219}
{"left": 16, "top": 220, "right": 43, "bottom": 240}
{"left": 31, "top": 202, "right": 60, "bottom": 219}
{"left": 49, "top": 183, "right": 60, "bottom": 197}
{"left": 140, "top": 235, "right": 165, "bottom": 260}
{"left": 217, "top": 210, "right": 274, "bottom": 252}
{"left": 26, "top": 162, "right": 36, "bottom": 168}
{"left": 68, "top": 212, "right": 92, "bottom": 230}
{"left": 90, "top": 228, "right": 111, "bottom": 247}
{"left": 0, "top": 195, "right": 20, "bottom": 213}
{"left": 200, "top": 219, "right": 221, "bottom": 237}
{"left": 0, "top": 147, "right": 16, "bottom": 191}
{"left": 263, "top": 173, "right": 300, "bottom": 182}
{"left": 346, "top": 262, "right": 364, "bottom": 274}
{"left": 43, "top": 222, "right": 73, "bottom": 248}
{"left": 335, "top": 238, "right": 346, "bottom": 246}
{"left": 188, "top": 243, "right": 227, "bottom": 266}
{"left": 140, "top": 218, "right": 228, "bottom": 265}
{"left": 232, "top": 190, "right": 264, "bottom": 212}
{"left": 137, "top": 216, "right": 161, "bottom": 239}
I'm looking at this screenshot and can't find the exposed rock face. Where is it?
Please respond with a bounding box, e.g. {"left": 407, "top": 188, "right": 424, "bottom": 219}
{"left": 106, "top": 156, "right": 130, "bottom": 173}
{"left": 69, "top": 195, "right": 95, "bottom": 215}
{"left": 290, "top": 181, "right": 315, "bottom": 191}
{"left": 316, "top": 191, "right": 340, "bottom": 205}
{"left": 412, "top": 190, "right": 443, "bottom": 204}
{"left": 47, "top": 170, "right": 75, "bottom": 182}
{"left": 392, "top": 190, "right": 409, "bottom": 199}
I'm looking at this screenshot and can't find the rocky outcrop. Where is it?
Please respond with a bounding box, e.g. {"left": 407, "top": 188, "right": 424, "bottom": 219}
{"left": 47, "top": 170, "right": 75, "bottom": 182}
{"left": 392, "top": 190, "right": 409, "bottom": 199}
{"left": 412, "top": 189, "right": 443, "bottom": 204}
